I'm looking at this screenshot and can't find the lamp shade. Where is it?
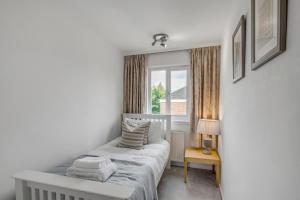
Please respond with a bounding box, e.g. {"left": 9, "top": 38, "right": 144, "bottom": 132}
{"left": 197, "top": 119, "right": 220, "bottom": 135}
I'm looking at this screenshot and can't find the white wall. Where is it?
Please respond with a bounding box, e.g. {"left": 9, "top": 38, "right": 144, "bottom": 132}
{"left": 219, "top": 0, "right": 300, "bottom": 200}
{"left": 0, "top": 1, "right": 123, "bottom": 199}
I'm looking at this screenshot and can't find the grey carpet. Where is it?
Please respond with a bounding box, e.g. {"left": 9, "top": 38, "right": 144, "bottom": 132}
{"left": 157, "top": 167, "right": 222, "bottom": 200}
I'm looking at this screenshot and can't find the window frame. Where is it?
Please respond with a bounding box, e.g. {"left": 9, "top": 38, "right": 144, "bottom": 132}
{"left": 147, "top": 65, "right": 190, "bottom": 122}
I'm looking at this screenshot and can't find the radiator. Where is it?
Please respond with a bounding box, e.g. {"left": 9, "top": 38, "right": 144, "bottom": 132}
{"left": 170, "top": 131, "right": 185, "bottom": 162}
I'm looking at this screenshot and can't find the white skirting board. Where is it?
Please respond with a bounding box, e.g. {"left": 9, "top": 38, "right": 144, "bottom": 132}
{"left": 219, "top": 184, "right": 224, "bottom": 200}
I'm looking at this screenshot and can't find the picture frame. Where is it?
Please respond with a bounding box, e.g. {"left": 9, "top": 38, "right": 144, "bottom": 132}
{"left": 232, "top": 15, "right": 246, "bottom": 83}
{"left": 251, "top": 0, "right": 287, "bottom": 70}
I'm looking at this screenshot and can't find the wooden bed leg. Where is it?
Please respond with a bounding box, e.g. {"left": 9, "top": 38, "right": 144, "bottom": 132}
{"left": 184, "top": 159, "right": 188, "bottom": 183}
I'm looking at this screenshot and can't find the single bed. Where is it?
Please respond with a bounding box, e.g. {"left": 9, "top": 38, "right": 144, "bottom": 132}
{"left": 14, "top": 114, "right": 171, "bottom": 200}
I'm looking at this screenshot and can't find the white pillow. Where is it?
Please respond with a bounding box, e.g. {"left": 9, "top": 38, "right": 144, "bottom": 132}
{"left": 148, "top": 121, "right": 164, "bottom": 143}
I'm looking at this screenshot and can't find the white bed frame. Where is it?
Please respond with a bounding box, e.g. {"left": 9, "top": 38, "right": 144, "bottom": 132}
{"left": 14, "top": 114, "right": 171, "bottom": 200}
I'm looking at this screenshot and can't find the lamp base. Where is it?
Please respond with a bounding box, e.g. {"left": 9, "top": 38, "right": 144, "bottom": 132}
{"left": 202, "top": 139, "right": 212, "bottom": 155}
{"left": 202, "top": 148, "right": 212, "bottom": 155}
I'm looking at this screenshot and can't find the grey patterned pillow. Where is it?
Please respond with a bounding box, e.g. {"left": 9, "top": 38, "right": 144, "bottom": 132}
{"left": 118, "top": 121, "right": 146, "bottom": 150}
{"left": 124, "top": 118, "right": 151, "bottom": 144}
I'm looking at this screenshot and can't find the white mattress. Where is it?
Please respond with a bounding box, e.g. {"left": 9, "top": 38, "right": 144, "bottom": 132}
{"left": 87, "top": 137, "right": 170, "bottom": 185}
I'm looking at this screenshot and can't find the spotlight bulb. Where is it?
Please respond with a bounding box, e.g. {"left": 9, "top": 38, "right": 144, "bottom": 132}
{"left": 160, "top": 43, "right": 167, "bottom": 48}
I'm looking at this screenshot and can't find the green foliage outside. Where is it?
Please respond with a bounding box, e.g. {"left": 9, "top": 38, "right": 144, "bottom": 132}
{"left": 151, "top": 82, "right": 166, "bottom": 114}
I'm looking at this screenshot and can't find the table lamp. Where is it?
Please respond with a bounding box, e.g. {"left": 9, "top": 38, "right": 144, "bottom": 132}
{"left": 197, "top": 119, "right": 220, "bottom": 155}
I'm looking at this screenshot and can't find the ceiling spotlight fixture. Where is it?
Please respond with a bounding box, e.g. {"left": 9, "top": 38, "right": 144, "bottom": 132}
{"left": 152, "top": 33, "right": 168, "bottom": 48}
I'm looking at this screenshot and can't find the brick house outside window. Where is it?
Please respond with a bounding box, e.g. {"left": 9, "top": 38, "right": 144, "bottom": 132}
{"left": 160, "top": 86, "right": 187, "bottom": 116}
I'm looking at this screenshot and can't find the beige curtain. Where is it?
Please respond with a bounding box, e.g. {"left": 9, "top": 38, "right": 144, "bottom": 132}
{"left": 190, "top": 46, "right": 221, "bottom": 147}
{"left": 123, "top": 54, "right": 147, "bottom": 114}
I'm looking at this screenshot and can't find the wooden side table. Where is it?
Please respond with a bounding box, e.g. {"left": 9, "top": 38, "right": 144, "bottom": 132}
{"left": 184, "top": 147, "right": 221, "bottom": 187}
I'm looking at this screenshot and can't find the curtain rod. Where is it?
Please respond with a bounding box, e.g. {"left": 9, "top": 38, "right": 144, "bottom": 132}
{"left": 146, "top": 48, "right": 190, "bottom": 55}
{"left": 124, "top": 43, "right": 221, "bottom": 56}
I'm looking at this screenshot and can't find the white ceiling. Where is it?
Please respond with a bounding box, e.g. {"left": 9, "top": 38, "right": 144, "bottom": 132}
{"left": 72, "top": 0, "right": 237, "bottom": 55}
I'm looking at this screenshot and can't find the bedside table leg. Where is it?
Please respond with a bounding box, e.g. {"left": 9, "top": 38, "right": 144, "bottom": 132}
{"left": 215, "top": 163, "right": 220, "bottom": 187}
{"left": 184, "top": 159, "right": 188, "bottom": 183}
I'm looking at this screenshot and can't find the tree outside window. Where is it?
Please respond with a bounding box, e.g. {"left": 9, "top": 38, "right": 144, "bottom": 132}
{"left": 151, "top": 82, "right": 166, "bottom": 114}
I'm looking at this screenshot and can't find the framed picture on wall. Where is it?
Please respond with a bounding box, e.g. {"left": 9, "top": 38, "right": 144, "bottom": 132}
{"left": 251, "top": 0, "right": 287, "bottom": 70}
{"left": 232, "top": 15, "right": 246, "bottom": 83}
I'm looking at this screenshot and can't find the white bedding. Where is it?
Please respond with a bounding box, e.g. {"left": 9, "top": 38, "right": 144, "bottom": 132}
{"left": 87, "top": 137, "right": 170, "bottom": 185}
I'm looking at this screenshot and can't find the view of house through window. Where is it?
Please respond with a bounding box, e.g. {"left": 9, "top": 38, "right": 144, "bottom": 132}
{"left": 149, "top": 67, "right": 188, "bottom": 117}
{"left": 170, "top": 70, "right": 187, "bottom": 115}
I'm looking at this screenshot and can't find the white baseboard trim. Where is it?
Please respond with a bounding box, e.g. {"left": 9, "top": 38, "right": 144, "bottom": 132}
{"left": 219, "top": 184, "right": 224, "bottom": 200}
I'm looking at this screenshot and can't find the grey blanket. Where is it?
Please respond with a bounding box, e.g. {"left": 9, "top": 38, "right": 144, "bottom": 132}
{"left": 48, "top": 155, "right": 158, "bottom": 200}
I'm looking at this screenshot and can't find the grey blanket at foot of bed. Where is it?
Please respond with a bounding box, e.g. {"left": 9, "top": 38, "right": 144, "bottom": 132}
{"left": 48, "top": 155, "right": 158, "bottom": 200}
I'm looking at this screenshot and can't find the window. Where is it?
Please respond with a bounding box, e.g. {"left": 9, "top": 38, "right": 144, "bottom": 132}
{"left": 148, "top": 66, "right": 190, "bottom": 121}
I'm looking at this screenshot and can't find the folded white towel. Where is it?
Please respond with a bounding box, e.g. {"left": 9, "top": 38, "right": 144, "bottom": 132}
{"left": 66, "top": 163, "right": 117, "bottom": 182}
{"left": 73, "top": 156, "right": 112, "bottom": 169}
